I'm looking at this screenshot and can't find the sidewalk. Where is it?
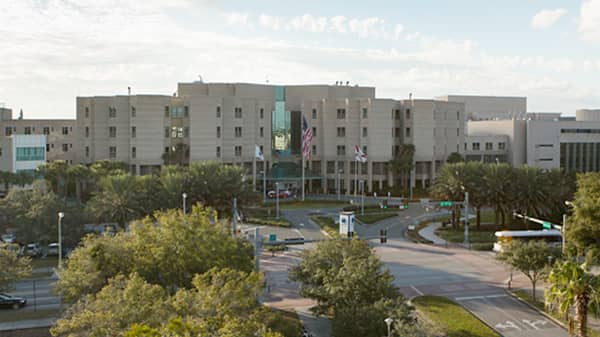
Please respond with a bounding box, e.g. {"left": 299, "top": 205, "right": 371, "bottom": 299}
{"left": 418, "top": 222, "right": 446, "bottom": 245}
{"left": 0, "top": 318, "right": 56, "bottom": 332}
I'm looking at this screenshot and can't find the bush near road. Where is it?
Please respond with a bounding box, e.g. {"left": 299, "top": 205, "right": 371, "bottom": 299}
{"left": 413, "top": 296, "right": 500, "bottom": 337}
{"left": 355, "top": 213, "right": 398, "bottom": 224}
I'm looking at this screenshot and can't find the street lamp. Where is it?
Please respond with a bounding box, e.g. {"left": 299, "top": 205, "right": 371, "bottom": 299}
{"left": 337, "top": 169, "right": 342, "bottom": 200}
{"left": 275, "top": 182, "right": 280, "bottom": 219}
{"left": 182, "top": 193, "right": 188, "bottom": 215}
{"left": 58, "top": 212, "right": 64, "bottom": 269}
{"left": 384, "top": 317, "right": 394, "bottom": 337}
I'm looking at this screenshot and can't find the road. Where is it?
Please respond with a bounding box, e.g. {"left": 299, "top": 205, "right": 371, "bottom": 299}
{"left": 375, "top": 239, "right": 567, "bottom": 337}
{"left": 7, "top": 275, "right": 61, "bottom": 312}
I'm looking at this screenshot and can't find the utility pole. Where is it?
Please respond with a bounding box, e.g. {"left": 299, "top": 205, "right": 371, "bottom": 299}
{"left": 232, "top": 198, "right": 237, "bottom": 237}
{"left": 464, "top": 192, "right": 469, "bottom": 249}
{"left": 360, "top": 180, "right": 365, "bottom": 216}
{"left": 275, "top": 183, "right": 280, "bottom": 219}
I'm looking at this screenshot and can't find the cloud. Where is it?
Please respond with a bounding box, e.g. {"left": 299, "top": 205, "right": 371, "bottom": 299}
{"left": 225, "top": 12, "right": 252, "bottom": 27}
{"left": 531, "top": 8, "right": 567, "bottom": 30}
{"left": 259, "top": 14, "right": 282, "bottom": 30}
{"left": 579, "top": 0, "right": 600, "bottom": 42}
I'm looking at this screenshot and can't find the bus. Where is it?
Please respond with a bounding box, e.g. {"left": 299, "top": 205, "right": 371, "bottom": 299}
{"left": 493, "top": 229, "right": 562, "bottom": 252}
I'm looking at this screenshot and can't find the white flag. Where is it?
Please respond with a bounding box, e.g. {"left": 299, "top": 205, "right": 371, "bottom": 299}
{"left": 255, "top": 145, "right": 264, "bottom": 161}
{"left": 354, "top": 145, "right": 367, "bottom": 163}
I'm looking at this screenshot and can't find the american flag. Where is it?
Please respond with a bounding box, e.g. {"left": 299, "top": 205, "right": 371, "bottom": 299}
{"left": 302, "top": 116, "right": 313, "bottom": 160}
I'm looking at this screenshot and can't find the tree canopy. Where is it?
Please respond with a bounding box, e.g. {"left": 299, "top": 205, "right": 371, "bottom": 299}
{"left": 0, "top": 243, "right": 31, "bottom": 292}
{"left": 566, "top": 172, "right": 600, "bottom": 257}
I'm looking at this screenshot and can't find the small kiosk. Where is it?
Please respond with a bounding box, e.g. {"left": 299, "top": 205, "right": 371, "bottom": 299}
{"left": 339, "top": 211, "right": 355, "bottom": 237}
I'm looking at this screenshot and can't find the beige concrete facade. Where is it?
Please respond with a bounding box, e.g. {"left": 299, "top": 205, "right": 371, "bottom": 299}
{"left": 437, "top": 95, "right": 526, "bottom": 121}
{"left": 467, "top": 119, "right": 527, "bottom": 167}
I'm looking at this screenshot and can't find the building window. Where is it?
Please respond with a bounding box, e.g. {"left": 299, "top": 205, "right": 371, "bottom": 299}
{"left": 234, "top": 107, "right": 242, "bottom": 118}
{"left": 216, "top": 126, "right": 221, "bottom": 138}
{"left": 131, "top": 126, "right": 136, "bottom": 138}
{"left": 216, "top": 106, "right": 221, "bottom": 118}
{"left": 498, "top": 142, "right": 506, "bottom": 150}
{"left": 0, "top": 147, "right": 2, "bottom": 156}
{"left": 85, "top": 146, "right": 89, "bottom": 157}
{"left": 457, "top": 128, "right": 460, "bottom": 137}
{"left": 85, "top": 107, "right": 89, "bottom": 116}
{"left": 216, "top": 146, "right": 221, "bottom": 158}
{"left": 109, "top": 146, "right": 117, "bottom": 158}
{"left": 337, "top": 145, "right": 346, "bottom": 156}
{"left": 260, "top": 127, "right": 264, "bottom": 138}
{"left": 362, "top": 145, "right": 368, "bottom": 154}
{"left": 337, "top": 127, "right": 345, "bottom": 137}
{"left": 312, "top": 108, "right": 317, "bottom": 119}
{"left": 109, "top": 107, "right": 116, "bottom": 118}
{"left": 405, "top": 109, "right": 411, "bottom": 119}
{"left": 165, "top": 127, "right": 170, "bottom": 138}
{"left": 132, "top": 147, "right": 136, "bottom": 159}
{"left": 184, "top": 127, "right": 189, "bottom": 138}
{"left": 45, "top": 144, "right": 49, "bottom": 152}
{"left": 235, "top": 145, "right": 242, "bottom": 157}
{"left": 327, "top": 161, "right": 335, "bottom": 174}
{"left": 405, "top": 127, "right": 411, "bottom": 138}
{"left": 85, "top": 127, "right": 89, "bottom": 138}
{"left": 336, "top": 108, "right": 346, "bottom": 119}
{"left": 362, "top": 127, "right": 368, "bottom": 137}
{"left": 43, "top": 127, "right": 50, "bottom": 135}
{"left": 62, "top": 144, "right": 68, "bottom": 152}
{"left": 5, "top": 127, "right": 12, "bottom": 136}
{"left": 16, "top": 147, "right": 44, "bottom": 161}
{"left": 109, "top": 126, "right": 117, "bottom": 138}
{"left": 312, "top": 127, "right": 317, "bottom": 137}
{"left": 260, "top": 108, "right": 264, "bottom": 119}
{"left": 184, "top": 106, "right": 189, "bottom": 117}
{"left": 362, "top": 108, "right": 368, "bottom": 119}
{"left": 472, "top": 142, "right": 480, "bottom": 151}
{"left": 312, "top": 145, "right": 317, "bottom": 156}
{"left": 62, "top": 127, "right": 69, "bottom": 135}
{"left": 164, "top": 106, "right": 170, "bottom": 117}
{"left": 457, "top": 110, "right": 460, "bottom": 120}
{"left": 394, "top": 109, "right": 400, "bottom": 120}
{"left": 171, "top": 126, "right": 183, "bottom": 138}
{"left": 165, "top": 147, "right": 169, "bottom": 154}
{"left": 170, "top": 107, "right": 185, "bottom": 118}
{"left": 337, "top": 161, "right": 345, "bottom": 173}
{"left": 131, "top": 106, "right": 136, "bottom": 117}
{"left": 235, "top": 126, "right": 242, "bottom": 138}
{"left": 24, "top": 127, "right": 32, "bottom": 135}
{"left": 394, "top": 127, "right": 400, "bottom": 138}
{"left": 485, "top": 142, "right": 493, "bottom": 150}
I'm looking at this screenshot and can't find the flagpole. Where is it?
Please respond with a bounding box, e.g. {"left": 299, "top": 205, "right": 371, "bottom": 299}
{"left": 301, "top": 152, "right": 305, "bottom": 201}
{"left": 253, "top": 146, "right": 257, "bottom": 192}
{"left": 354, "top": 158, "right": 357, "bottom": 199}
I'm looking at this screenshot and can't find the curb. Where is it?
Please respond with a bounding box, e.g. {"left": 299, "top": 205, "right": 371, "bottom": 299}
{"left": 504, "top": 289, "right": 568, "bottom": 331}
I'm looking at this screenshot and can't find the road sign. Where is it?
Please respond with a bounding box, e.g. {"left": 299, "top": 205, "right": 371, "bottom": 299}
{"left": 269, "top": 234, "right": 277, "bottom": 242}
{"left": 439, "top": 201, "right": 453, "bottom": 207}
{"left": 542, "top": 221, "right": 551, "bottom": 229}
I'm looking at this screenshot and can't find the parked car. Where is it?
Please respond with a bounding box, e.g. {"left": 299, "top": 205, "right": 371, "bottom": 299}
{"left": 0, "top": 293, "right": 26, "bottom": 309}
{"left": 267, "top": 189, "right": 292, "bottom": 199}
{"left": 47, "top": 243, "right": 59, "bottom": 256}
{"left": 25, "top": 243, "right": 41, "bottom": 257}
{"left": 1, "top": 233, "right": 15, "bottom": 244}
{"left": 3, "top": 243, "right": 23, "bottom": 256}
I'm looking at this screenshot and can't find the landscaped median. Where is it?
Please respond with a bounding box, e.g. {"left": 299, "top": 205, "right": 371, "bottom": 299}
{"left": 309, "top": 215, "right": 339, "bottom": 238}
{"left": 243, "top": 207, "right": 291, "bottom": 228}
{"left": 413, "top": 295, "right": 500, "bottom": 337}
{"left": 355, "top": 212, "right": 398, "bottom": 224}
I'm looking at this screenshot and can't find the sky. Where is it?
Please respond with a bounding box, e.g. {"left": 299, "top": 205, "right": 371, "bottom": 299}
{"left": 1, "top": 0, "right": 600, "bottom": 119}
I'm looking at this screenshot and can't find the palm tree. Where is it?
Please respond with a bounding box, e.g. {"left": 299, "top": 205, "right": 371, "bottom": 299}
{"left": 388, "top": 144, "right": 415, "bottom": 193}
{"left": 0, "top": 171, "right": 14, "bottom": 191}
{"left": 430, "top": 163, "right": 466, "bottom": 227}
{"left": 546, "top": 261, "right": 600, "bottom": 337}
{"left": 483, "top": 163, "right": 514, "bottom": 226}
{"left": 67, "top": 164, "right": 89, "bottom": 203}
{"left": 462, "top": 161, "right": 486, "bottom": 229}
{"left": 513, "top": 166, "right": 547, "bottom": 229}
{"left": 86, "top": 174, "right": 143, "bottom": 228}
{"left": 37, "top": 160, "right": 69, "bottom": 198}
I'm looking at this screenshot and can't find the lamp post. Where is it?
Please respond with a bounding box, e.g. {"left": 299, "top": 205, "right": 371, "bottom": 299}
{"left": 337, "top": 169, "right": 342, "bottom": 200}
{"left": 182, "top": 193, "right": 187, "bottom": 215}
{"left": 260, "top": 170, "right": 266, "bottom": 203}
{"left": 360, "top": 180, "right": 365, "bottom": 216}
{"left": 275, "top": 182, "right": 280, "bottom": 219}
{"left": 58, "top": 212, "right": 64, "bottom": 269}
{"left": 384, "top": 317, "right": 394, "bottom": 337}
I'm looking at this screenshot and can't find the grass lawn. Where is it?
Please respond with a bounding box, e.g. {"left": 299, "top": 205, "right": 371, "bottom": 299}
{"left": 355, "top": 212, "right": 398, "bottom": 224}
{"left": 279, "top": 200, "right": 350, "bottom": 210}
{"left": 436, "top": 226, "right": 497, "bottom": 244}
{"left": 0, "top": 308, "right": 60, "bottom": 323}
{"left": 242, "top": 207, "right": 291, "bottom": 227}
{"left": 413, "top": 295, "right": 500, "bottom": 337}
{"left": 511, "top": 290, "right": 600, "bottom": 337}
{"left": 310, "top": 215, "right": 339, "bottom": 238}
{"left": 31, "top": 257, "right": 59, "bottom": 270}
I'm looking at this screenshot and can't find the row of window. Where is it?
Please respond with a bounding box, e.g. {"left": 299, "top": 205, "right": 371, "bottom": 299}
{"left": 84, "top": 106, "right": 192, "bottom": 119}
{"left": 4, "top": 126, "right": 71, "bottom": 136}
{"left": 469, "top": 142, "right": 506, "bottom": 151}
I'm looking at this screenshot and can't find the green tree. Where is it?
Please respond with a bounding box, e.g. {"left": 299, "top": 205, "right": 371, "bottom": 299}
{"left": 546, "top": 261, "right": 600, "bottom": 337}
{"left": 482, "top": 163, "right": 514, "bottom": 225}
{"left": 388, "top": 144, "right": 415, "bottom": 191}
{"left": 446, "top": 152, "right": 464, "bottom": 163}
{"left": 161, "top": 143, "right": 189, "bottom": 166}
{"left": 67, "top": 164, "right": 90, "bottom": 203}
{"left": 0, "top": 244, "right": 31, "bottom": 292}
{"left": 290, "top": 239, "right": 418, "bottom": 337}
{"left": 565, "top": 172, "right": 600, "bottom": 256}
{"left": 156, "top": 165, "right": 188, "bottom": 211}
{"left": 37, "top": 160, "right": 69, "bottom": 198}
{"left": 430, "top": 163, "right": 468, "bottom": 227}
{"left": 513, "top": 166, "right": 548, "bottom": 228}
{"left": 56, "top": 206, "right": 254, "bottom": 303}
{"left": 0, "top": 170, "right": 15, "bottom": 191}
{"left": 86, "top": 174, "right": 143, "bottom": 228}
{"left": 496, "top": 240, "right": 559, "bottom": 301}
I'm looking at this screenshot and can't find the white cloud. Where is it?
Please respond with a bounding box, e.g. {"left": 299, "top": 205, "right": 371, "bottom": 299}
{"left": 288, "top": 14, "right": 328, "bottom": 33}
{"left": 259, "top": 14, "right": 282, "bottom": 30}
{"left": 579, "top": 0, "right": 600, "bottom": 42}
{"left": 225, "top": 12, "right": 252, "bottom": 27}
{"left": 531, "top": 8, "right": 567, "bottom": 30}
